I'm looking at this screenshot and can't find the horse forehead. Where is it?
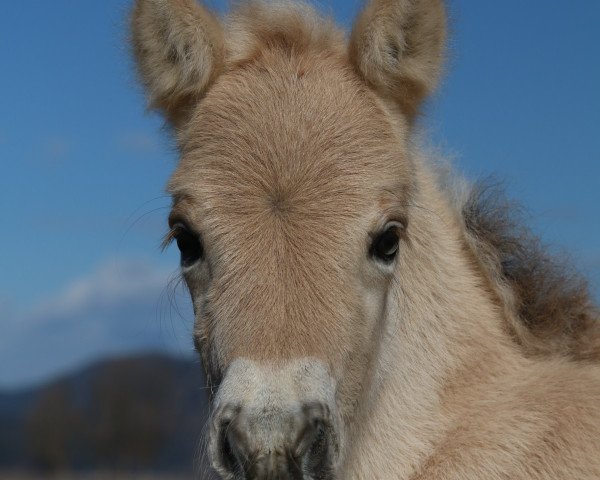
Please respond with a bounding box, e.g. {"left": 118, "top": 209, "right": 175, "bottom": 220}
{"left": 173, "top": 52, "right": 408, "bottom": 188}
{"left": 169, "top": 53, "right": 411, "bottom": 241}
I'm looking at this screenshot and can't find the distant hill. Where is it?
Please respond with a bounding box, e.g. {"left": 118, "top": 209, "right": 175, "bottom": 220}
{"left": 0, "top": 353, "right": 211, "bottom": 476}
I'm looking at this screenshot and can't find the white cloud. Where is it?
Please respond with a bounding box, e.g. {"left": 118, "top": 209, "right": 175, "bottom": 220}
{"left": 0, "top": 259, "right": 194, "bottom": 390}
{"left": 24, "top": 260, "right": 171, "bottom": 324}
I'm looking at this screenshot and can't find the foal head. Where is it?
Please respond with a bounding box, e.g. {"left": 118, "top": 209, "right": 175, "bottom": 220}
{"left": 132, "top": 0, "right": 446, "bottom": 477}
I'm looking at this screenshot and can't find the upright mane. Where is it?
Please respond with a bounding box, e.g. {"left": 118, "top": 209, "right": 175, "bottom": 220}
{"left": 225, "top": 1, "right": 345, "bottom": 63}
{"left": 460, "top": 182, "right": 600, "bottom": 361}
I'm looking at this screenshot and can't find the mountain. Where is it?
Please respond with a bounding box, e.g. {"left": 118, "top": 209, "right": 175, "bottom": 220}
{"left": 0, "top": 353, "right": 211, "bottom": 475}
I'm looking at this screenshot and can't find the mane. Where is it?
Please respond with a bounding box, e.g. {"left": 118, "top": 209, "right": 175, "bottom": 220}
{"left": 461, "top": 181, "right": 600, "bottom": 361}
{"left": 225, "top": 1, "right": 345, "bottom": 65}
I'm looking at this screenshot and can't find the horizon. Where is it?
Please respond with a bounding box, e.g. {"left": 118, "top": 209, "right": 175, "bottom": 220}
{"left": 0, "top": 349, "right": 194, "bottom": 394}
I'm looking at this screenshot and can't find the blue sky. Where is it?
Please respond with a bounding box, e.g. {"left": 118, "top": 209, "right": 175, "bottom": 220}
{"left": 1, "top": 0, "right": 599, "bottom": 388}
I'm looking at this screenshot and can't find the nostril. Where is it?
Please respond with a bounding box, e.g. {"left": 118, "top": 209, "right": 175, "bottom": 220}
{"left": 298, "top": 403, "right": 334, "bottom": 479}
{"left": 309, "top": 422, "right": 327, "bottom": 457}
{"left": 289, "top": 406, "right": 322, "bottom": 457}
{"left": 213, "top": 406, "right": 246, "bottom": 477}
{"left": 220, "top": 420, "right": 239, "bottom": 474}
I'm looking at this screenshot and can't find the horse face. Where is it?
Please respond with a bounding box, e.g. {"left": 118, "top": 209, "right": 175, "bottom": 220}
{"left": 164, "top": 51, "right": 413, "bottom": 477}
{"left": 132, "top": 0, "right": 445, "bottom": 477}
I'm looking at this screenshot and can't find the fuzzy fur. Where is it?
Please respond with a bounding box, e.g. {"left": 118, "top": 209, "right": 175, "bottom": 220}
{"left": 130, "top": 1, "right": 600, "bottom": 479}
{"left": 349, "top": 0, "right": 447, "bottom": 119}
{"left": 131, "top": 0, "right": 225, "bottom": 126}
{"left": 462, "top": 183, "right": 600, "bottom": 362}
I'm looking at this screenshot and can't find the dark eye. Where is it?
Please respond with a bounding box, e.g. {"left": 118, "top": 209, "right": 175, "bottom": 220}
{"left": 172, "top": 223, "right": 203, "bottom": 267}
{"left": 371, "top": 223, "right": 403, "bottom": 263}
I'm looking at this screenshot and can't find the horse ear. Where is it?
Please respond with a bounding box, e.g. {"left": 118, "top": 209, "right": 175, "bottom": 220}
{"left": 131, "top": 0, "right": 224, "bottom": 127}
{"left": 349, "top": 0, "right": 447, "bottom": 119}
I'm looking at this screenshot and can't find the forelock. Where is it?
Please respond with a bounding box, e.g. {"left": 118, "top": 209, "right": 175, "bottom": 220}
{"left": 224, "top": 0, "right": 345, "bottom": 65}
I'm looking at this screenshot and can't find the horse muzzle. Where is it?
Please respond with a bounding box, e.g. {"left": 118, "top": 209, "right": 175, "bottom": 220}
{"left": 207, "top": 359, "right": 340, "bottom": 480}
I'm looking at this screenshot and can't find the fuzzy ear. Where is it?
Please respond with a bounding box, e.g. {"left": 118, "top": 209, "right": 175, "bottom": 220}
{"left": 131, "top": 0, "right": 224, "bottom": 127}
{"left": 349, "top": 0, "right": 447, "bottom": 119}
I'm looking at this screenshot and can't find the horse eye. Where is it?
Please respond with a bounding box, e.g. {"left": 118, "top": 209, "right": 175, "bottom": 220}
{"left": 371, "top": 223, "right": 402, "bottom": 263}
{"left": 173, "top": 223, "right": 203, "bottom": 267}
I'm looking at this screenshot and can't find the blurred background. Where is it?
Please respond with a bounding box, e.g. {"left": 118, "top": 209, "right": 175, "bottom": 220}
{"left": 1, "top": 0, "right": 598, "bottom": 478}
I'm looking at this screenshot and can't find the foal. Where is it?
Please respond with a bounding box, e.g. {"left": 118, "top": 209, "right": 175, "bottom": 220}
{"left": 131, "top": 0, "right": 600, "bottom": 478}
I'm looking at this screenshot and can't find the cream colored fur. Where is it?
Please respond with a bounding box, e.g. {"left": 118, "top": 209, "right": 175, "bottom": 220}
{"left": 130, "top": 1, "right": 600, "bottom": 478}
{"left": 131, "top": 0, "right": 225, "bottom": 126}
{"left": 349, "top": 0, "right": 446, "bottom": 118}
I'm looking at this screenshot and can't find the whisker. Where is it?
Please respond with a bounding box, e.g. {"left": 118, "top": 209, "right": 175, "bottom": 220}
{"left": 123, "top": 195, "right": 171, "bottom": 228}
{"left": 120, "top": 203, "right": 171, "bottom": 246}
